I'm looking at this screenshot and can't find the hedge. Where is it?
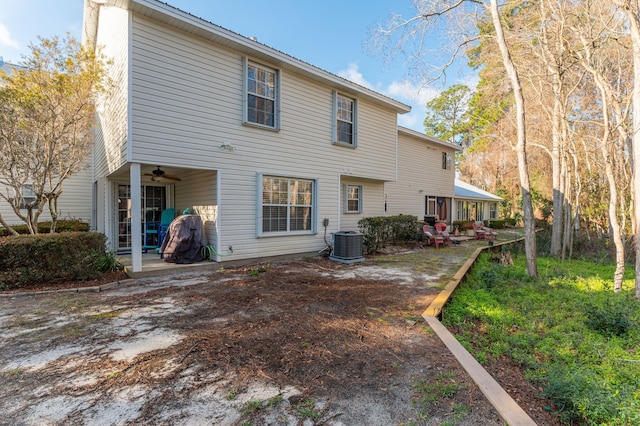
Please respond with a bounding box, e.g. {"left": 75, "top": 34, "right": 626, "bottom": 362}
{"left": 0, "top": 232, "right": 108, "bottom": 290}
{"left": 0, "top": 219, "right": 90, "bottom": 236}
{"left": 358, "top": 214, "right": 419, "bottom": 254}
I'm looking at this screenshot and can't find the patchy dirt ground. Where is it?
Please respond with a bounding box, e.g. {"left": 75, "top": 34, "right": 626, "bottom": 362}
{"left": 0, "top": 237, "right": 558, "bottom": 425}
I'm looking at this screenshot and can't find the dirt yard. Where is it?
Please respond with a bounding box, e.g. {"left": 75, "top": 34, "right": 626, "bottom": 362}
{"left": 0, "top": 237, "right": 559, "bottom": 425}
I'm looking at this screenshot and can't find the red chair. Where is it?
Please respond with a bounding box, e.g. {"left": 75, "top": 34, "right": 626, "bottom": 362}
{"left": 473, "top": 221, "right": 497, "bottom": 241}
{"left": 434, "top": 222, "right": 451, "bottom": 247}
{"left": 472, "top": 221, "right": 487, "bottom": 240}
{"left": 422, "top": 225, "right": 436, "bottom": 247}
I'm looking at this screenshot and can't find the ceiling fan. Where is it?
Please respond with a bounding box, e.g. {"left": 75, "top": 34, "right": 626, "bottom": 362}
{"left": 144, "top": 166, "right": 181, "bottom": 182}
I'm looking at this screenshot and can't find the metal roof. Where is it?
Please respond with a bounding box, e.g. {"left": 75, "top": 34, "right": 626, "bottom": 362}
{"left": 397, "top": 126, "right": 462, "bottom": 151}
{"left": 454, "top": 179, "right": 503, "bottom": 201}
{"left": 84, "top": 0, "right": 412, "bottom": 113}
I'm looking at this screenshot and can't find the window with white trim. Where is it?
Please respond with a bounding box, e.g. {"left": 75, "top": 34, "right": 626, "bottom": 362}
{"left": 333, "top": 92, "right": 357, "bottom": 146}
{"left": 456, "top": 200, "right": 464, "bottom": 221}
{"left": 346, "top": 185, "right": 362, "bottom": 213}
{"left": 244, "top": 59, "right": 279, "bottom": 129}
{"left": 19, "top": 184, "right": 36, "bottom": 209}
{"left": 456, "top": 200, "right": 484, "bottom": 221}
{"left": 261, "top": 176, "right": 314, "bottom": 233}
{"left": 442, "top": 152, "right": 452, "bottom": 170}
{"left": 489, "top": 202, "right": 498, "bottom": 219}
{"left": 426, "top": 196, "right": 437, "bottom": 216}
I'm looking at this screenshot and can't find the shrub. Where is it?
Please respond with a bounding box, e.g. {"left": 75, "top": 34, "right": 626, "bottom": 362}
{"left": 96, "top": 250, "right": 125, "bottom": 273}
{"left": 443, "top": 254, "right": 640, "bottom": 425}
{"left": 484, "top": 219, "right": 506, "bottom": 229}
{"left": 583, "top": 295, "right": 635, "bottom": 337}
{"left": 0, "top": 219, "right": 90, "bottom": 236}
{"left": 504, "top": 217, "right": 517, "bottom": 227}
{"left": 358, "top": 214, "right": 418, "bottom": 254}
{"left": 0, "top": 232, "right": 108, "bottom": 290}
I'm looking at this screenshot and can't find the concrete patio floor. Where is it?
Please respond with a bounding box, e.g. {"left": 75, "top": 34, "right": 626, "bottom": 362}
{"left": 119, "top": 252, "right": 222, "bottom": 279}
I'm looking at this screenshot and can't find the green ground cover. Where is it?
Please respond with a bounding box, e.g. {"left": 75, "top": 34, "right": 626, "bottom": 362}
{"left": 443, "top": 253, "right": 640, "bottom": 425}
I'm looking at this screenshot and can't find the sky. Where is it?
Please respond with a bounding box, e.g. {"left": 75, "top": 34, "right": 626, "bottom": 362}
{"left": 0, "top": 0, "right": 477, "bottom": 132}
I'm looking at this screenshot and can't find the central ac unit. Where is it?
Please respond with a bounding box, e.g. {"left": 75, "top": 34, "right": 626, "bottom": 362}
{"left": 330, "top": 231, "right": 365, "bottom": 263}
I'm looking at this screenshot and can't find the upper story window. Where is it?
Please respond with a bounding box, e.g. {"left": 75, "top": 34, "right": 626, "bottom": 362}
{"left": 333, "top": 92, "right": 357, "bottom": 147}
{"left": 442, "top": 152, "right": 452, "bottom": 170}
{"left": 345, "top": 185, "right": 362, "bottom": 213}
{"left": 244, "top": 58, "right": 280, "bottom": 130}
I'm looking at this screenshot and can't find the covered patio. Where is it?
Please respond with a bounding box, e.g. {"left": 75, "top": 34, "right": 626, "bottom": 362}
{"left": 98, "top": 163, "right": 219, "bottom": 273}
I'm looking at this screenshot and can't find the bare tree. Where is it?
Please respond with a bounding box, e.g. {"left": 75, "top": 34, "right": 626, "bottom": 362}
{"left": 374, "top": 0, "right": 539, "bottom": 274}
{"left": 615, "top": 0, "right": 640, "bottom": 299}
{"left": 485, "top": 0, "right": 536, "bottom": 275}
{"left": 0, "top": 34, "right": 109, "bottom": 234}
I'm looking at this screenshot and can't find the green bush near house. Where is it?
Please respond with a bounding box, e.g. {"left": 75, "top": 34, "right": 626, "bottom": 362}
{"left": 443, "top": 253, "right": 639, "bottom": 425}
{"left": 452, "top": 219, "right": 505, "bottom": 230}
{"left": 358, "top": 214, "right": 418, "bottom": 254}
{"left": 483, "top": 219, "right": 506, "bottom": 229}
{"left": 0, "top": 231, "right": 117, "bottom": 290}
{"left": 503, "top": 217, "right": 518, "bottom": 227}
{"left": 0, "top": 219, "right": 90, "bottom": 236}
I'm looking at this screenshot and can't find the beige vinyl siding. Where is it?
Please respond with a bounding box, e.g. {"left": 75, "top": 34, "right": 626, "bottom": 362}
{"left": 0, "top": 164, "right": 92, "bottom": 227}
{"left": 56, "top": 165, "right": 93, "bottom": 223}
{"left": 128, "top": 17, "right": 397, "bottom": 180}
{"left": 100, "top": 13, "right": 402, "bottom": 262}
{"left": 173, "top": 169, "right": 217, "bottom": 246}
{"left": 339, "top": 178, "right": 385, "bottom": 232}
{"left": 385, "top": 130, "right": 456, "bottom": 219}
{"left": 94, "top": 5, "right": 130, "bottom": 179}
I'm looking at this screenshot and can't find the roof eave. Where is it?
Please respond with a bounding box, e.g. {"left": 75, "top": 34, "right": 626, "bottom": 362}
{"left": 86, "top": 0, "right": 411, "bottom": 114}
{"left": 397, "top": 126, "right": 462, "bottom": 151}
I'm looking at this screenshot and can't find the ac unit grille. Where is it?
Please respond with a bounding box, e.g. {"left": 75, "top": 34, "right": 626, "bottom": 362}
{"left": 332, "top": 231, "right": 364, "bottom": 260}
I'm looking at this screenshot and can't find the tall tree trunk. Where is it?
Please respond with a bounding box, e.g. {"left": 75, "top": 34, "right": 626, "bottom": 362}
{"left": 561, "top": 154, "right": 572, "bottom": 260}
{"left": 592, "top": 74, "right": 626, "bottom": 291}
{"left": 624, "top": 1, "right": 640, "bottom": 299}
{"left": 490, "top": 0, "right": 538, "bottom": 276}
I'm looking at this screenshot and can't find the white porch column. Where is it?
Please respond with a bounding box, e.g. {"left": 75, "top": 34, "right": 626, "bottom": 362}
{"left": 215, "top": 171, "right": 222, "bottom": 262}
{"left": 130, "top": 163, "right": 142, "bottom": 272}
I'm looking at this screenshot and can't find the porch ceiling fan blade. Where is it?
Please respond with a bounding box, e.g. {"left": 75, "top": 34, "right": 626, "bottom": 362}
{"left": 162, "top": 174, "right": 182, "bottom": 181}
{"left": 145, "top": 166, "right": 181, "bottom": 181}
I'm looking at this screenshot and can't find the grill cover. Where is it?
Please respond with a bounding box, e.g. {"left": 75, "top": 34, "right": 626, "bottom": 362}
{"left": 160, "top": 215, "right": 207, "bottom": 264}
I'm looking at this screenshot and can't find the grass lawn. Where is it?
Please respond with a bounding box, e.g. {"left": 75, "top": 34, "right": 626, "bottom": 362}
{"left": 442, "top": 252, "right": 640, "bottom": 425}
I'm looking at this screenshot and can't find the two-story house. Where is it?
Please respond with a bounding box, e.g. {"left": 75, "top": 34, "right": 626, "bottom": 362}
{"left": 385, "top": 127, "right": 460, "bottom": 225}
{"left": 83, "top": 0, "right": 411, "bottom": 272}
{"left": 384, "top": 128, "right": 502, "bottom": 226}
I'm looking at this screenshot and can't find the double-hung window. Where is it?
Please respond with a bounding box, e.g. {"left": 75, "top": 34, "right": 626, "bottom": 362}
{"left": 442, "top": 152, "right": 452, "bottom": 170}
{"left": 489, "top": 202, "right": 497, "bottom": 219}
{"left": 345, "top": 185, "right": 362, "bottom": 213}
{"left": 426, "top": 196, "right": 437, "bottom": 216}
{"left": 244, "top": 58, "right": 279, "bottom": 129}
{"left": 333, "top": 92, "right": 357, "bottom": 146}
{"left": 260, "top": 175, "right": 315, "bottom": 234}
